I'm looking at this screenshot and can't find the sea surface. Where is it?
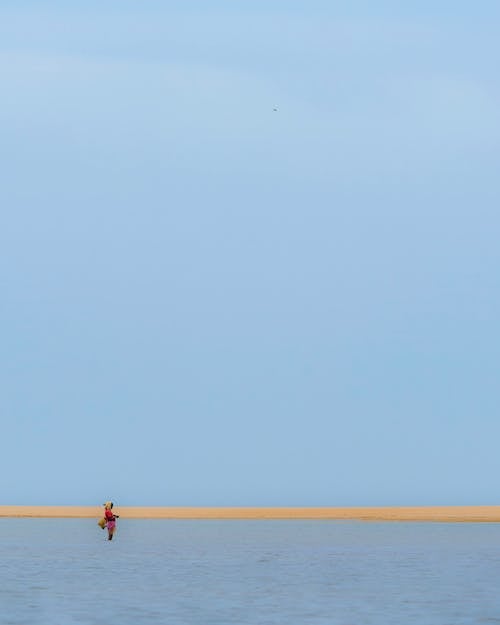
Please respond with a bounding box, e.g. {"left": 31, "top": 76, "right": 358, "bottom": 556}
{"left": 1, "top": 519, "right": 500, "bottom": 624}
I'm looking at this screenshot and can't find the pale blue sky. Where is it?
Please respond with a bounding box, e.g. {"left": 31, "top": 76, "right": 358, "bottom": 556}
{"left": 1, "top": 2, "right": 499, "bottom": 506}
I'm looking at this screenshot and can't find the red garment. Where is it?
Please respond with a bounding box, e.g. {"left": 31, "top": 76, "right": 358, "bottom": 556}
{"left": 104, "top": 509, "right": 115, "bottom": 521}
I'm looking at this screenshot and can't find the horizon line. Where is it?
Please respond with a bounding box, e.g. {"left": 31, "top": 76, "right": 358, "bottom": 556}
{"left": 1, "top": 505, "right": 500, "bottom": 522}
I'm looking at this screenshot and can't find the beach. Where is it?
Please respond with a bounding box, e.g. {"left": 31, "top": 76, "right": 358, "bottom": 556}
{"left": 1, "top": 506, "right": 500, "bottom": 521}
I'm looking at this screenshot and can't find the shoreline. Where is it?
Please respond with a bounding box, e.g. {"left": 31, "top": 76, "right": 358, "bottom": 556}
{"left": 1, "top": 506, "right": 500, "bottom": 522}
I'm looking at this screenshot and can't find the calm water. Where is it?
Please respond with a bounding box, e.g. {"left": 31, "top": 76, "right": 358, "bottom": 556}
{"left": 1, "top": 519, "right": 500, "bottom": 624}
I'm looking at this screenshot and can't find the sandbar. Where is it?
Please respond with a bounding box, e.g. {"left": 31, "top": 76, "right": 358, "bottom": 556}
{"left": 1, "top": 506, "right": 500, "bottom": 522}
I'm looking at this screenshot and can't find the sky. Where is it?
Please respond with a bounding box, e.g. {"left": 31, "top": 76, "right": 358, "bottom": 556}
{"left": 1, "top": 1, "right": 499, "bottom": 506}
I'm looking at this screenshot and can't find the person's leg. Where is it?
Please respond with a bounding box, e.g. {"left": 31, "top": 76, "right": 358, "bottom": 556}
{"left": 107, "top": 521, "right": 115, "bottom": 540}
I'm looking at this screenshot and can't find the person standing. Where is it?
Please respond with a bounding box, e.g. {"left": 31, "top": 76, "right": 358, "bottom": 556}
{"left": 103, "top": 502, "right": 119, "bottom": 540}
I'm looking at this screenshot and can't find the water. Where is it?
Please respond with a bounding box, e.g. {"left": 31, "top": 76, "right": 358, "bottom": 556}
{"left": 2, "top": 519, "right": 500, "bottom": 624}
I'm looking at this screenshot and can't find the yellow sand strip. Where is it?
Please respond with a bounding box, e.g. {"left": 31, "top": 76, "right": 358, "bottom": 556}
{"left": 1, "top": 506, "right": 500, "bottom": 522}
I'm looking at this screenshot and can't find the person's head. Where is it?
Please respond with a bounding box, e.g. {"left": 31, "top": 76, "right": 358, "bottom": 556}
{"left": 104, "top": 501, "right": 113, "bottom": 510}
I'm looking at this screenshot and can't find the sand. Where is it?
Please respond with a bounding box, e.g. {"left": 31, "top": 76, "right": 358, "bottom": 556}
{"left": 1, "top": 506, "right": 500, "bottom": 522}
